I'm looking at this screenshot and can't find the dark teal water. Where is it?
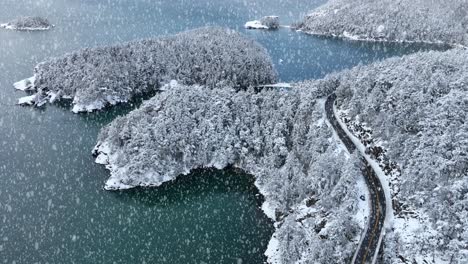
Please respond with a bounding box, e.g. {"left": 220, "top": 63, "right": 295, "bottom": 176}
{"left": 0, "top": 0, "right": 449, "bottom": 263}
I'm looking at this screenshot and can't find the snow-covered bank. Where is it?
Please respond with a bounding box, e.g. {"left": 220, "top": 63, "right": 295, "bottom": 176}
{"left": 1, "top": 17, "right": 52, "bottom": 31}
{"left": 298, "top": 0, "right": 468, "bottom": 46}
{"left": 245, "top": 16, "right": 280, "bottom": 30}
{"left": 94, "top": 82, "right": 363, "bottom": 263}
{"left": 14, "top": 27, "right": 277, "bottom": 112}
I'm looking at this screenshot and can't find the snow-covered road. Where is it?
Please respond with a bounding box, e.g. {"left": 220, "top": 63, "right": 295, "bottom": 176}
{"left": 325, "top": 94, "right": 388, "bottom": 264}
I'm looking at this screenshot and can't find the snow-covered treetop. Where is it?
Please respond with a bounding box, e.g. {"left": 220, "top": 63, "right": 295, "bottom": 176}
{"left": 1, "top": 16, "right": 52, "bottom": 30}
{"left": 298, "top": 0, "right": 468, "bottom": 46}
{"left": 17, "top": 27, "right": 277, "bottom": 112}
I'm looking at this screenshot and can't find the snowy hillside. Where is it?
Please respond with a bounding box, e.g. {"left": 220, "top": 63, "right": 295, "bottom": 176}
{"left": 298, "top": 0, "right": 468, "bottom": 46}
{"left": 94, "top": 83, "right": 366, "bottom": 263}
{"left": 15, "top": 27, "right": 277, "bottom": 112}
{"left": 331, "top": 48, "right": 468, "bottom": 263}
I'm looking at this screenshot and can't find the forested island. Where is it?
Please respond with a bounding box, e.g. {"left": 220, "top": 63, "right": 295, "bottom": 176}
{"left": 1, "top": 16, "right": 52, "bottom": 31}
{"left": 15, "top": 27, "right": 277, "bottom": 112}
{"left": 245, "top": 16, "right": 280, "bottom": 30}
{"left": 298, "top": 0, "right": 468, "bottom": 46}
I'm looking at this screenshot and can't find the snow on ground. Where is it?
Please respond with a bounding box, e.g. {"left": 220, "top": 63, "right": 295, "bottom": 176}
{"left": 14, "top": 76, "right": 36, "bottom": 91}
{"left": 48, "top": 92, "right": 59, "bottom": 103}
{"left": 93, "top": 143, "right": 133, "bottom": 190}
{"left": 354, "top": 178, "right": 370, "bottom": 230}
{"left": 244, "top": 20, "right": 269, "bottom": 29}
{"left": 342, "top": 31, "right": 360, "bottom": 41}
{"left": 394, "top": 213, "right": 452, "bottom": 264}
{"left": 264, "top": 235, "right": 281, "bottom": 264}
{"left": 258, "top": 83, "right": 291, "bottom": 88}
{"left": 103, "top": 177, "right": 134, "bottom": 190}
{"left": 0, "top": 23, "right": 13, "bottom": 30}
{"left": 72, "top": 100, "right": 105, "bottom": 113}
{"left": 17, "top": 95, "right": 36, "bottom": 105}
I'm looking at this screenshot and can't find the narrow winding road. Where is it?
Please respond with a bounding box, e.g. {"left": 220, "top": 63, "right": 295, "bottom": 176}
{"left": 325, "top": 94, "right": 387, "bottom": 264}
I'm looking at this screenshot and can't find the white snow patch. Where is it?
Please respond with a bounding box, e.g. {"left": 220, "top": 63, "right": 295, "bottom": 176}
{"left": 244, "top": 20, "right": 268, "bottom": 30}
{"left": 376, "top": 25, "right": 385, "bottom": 33}
{"left": 95, "top": 152, "right": 109, "bottom": 165}
{"left": 17, "top": 94, "right": 36, "bottom": 105}
{"left": 254, "top": 180, "right": 277, "bottom": 220}
{"left": 72, "top": 100, "right": 105, "bottom": 113}
{"left": 342, "top": 31, "right": 360, "bottom": 41}
{"left": 104, "top": 177, "right": 134, "bottom": 190}
{"left": 260, "top": 200, "right": 276, "bottom": 220}
{"left": 245, "top": 16, "right": 279, "bottom": 30}
{"left": 0, "top": 23, "right": 13, "bottom": 30}
{"left": 18, "top": 26, "right": 51, "bottom": 31}
{"left": 169, "top": 79, "right": 178, "bottom": 87}
{"left": 393, "top": 213, "right": 452, "bottom": 264}
{"left": 301, "top": 29, "right": 460, "bottom": 47}
{"left": 258, "top": 83, "right": 291, "bottom": 88}
{"left": 354, "top": 177, "right": 370, "bottom": 230}
{"left": 14, "top": 76, "right": 36, "bottom": 91}
{"left": 48, "top": 92, "right": 59, "bottom": 103}
{"left": 315, "top": 117, "right": 324, "bottom": 127}
{"left": 71, "top": 104, "right": 86, "bottom": 113}
{"left": 265, "top": 235, "right": 281, "bottom": 264}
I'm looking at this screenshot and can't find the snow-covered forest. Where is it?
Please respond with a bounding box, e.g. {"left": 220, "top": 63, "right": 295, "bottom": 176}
{"left": 94, "top": 47, "right": 468, "bottom": 263}
{"left": 332, "top": 48, "right": 468, "bottom": 263}
{"left": 298, "top": 0, "right": 468, "bottom": 46}
{"left": 16, "top": 27, "right": 277, "bottom": 112}
{"left": 94, "top": 82, "right": 365, "bottom": 263}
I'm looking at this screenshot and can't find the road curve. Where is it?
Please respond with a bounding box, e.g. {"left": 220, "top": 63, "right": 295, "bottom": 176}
{"left": 325, "top": 94, "right": 387, "bottom": 264}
